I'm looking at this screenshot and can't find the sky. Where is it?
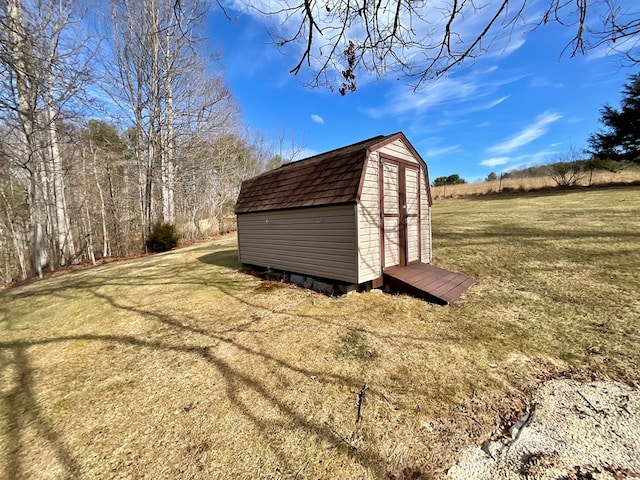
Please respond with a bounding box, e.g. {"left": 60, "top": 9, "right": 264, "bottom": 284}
{"left": 205, "top": 2, "right": 638, "bottom": 182}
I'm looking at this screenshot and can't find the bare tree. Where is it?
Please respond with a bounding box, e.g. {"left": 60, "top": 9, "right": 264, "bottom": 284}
{"left": 0, "top": 0, "right": 271, "bottom": 282}
{"left": 0, "top": 0, "right": 92, "bottom": 276}
{"left": 240, "top": 0, "right": 640, "bottom": 93}
{"left": 548, "top": 148, "right": 585, "bottom": 187}
{"left": 105, "top": 0, "right": 235, "bottom": 242}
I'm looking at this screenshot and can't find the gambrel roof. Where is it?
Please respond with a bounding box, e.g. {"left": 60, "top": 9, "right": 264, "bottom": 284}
{"left": 235, "top": 132, "right": 430, "bottom": 214}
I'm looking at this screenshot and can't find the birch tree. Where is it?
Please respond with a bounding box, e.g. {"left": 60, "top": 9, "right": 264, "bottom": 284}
{"left": 105, "top": 0, "right": 229, "bottom": 242}
{"left": 0, "top": 0, "right": 91, "bottom": 276}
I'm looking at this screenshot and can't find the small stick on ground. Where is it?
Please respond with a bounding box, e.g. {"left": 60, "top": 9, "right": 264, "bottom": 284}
{"left": 578, "top": 390, "right": 607, "bottom": 415}
{"left": 356, "top": 383, "right": 369, "bottom": 424}
{"left": 454, "top": 409, "right": 482, "bottom": 426}
{"left": 294, "top": 459, "right": 310, "bottom": 479}
{"left": 325, "top": 422, "right": 358, "bottom": 452}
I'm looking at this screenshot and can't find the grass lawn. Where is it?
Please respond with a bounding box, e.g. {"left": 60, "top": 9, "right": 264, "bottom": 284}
{"left": 1, "top": 186, "right": 639, "bottom": 479}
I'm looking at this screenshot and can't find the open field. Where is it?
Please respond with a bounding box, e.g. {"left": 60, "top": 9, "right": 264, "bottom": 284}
{"left": 431, "top": 168, "right": 640, "bottom": 199}
{"left": 1, "top": 186, "right": 639, "bottom": 479}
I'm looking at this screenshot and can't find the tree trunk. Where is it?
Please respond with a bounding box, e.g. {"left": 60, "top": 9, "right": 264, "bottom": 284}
{"left": 162, "top": 26, "right": 176, "bottom": 224}
{"left": 6, "top": 0, "right": 48, "bottom": 277}
{"left": 90, "top": 149, "right": 110, "bottom": 258}
{"left": 46, "top": 98, "right": 75, "bottom": 266}
{"left": 0, "top": 187, "right": 28, "bottom": 280}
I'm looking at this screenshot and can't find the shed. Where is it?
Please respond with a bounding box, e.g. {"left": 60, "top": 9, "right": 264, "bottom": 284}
{"left": 235, "top": 132, "right": 475, "bottom": 303}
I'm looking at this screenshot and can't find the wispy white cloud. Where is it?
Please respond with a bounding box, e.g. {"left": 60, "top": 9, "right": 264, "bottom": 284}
{"left": 483, "top": 95, "right": 510, "bottom": 109}
{"left": 487, "top": 111, "right": 563, "bottom": 155}
{"left": 425, "top": 145, "right": 460, "bottom": 157}
{"left": 310, "top": 114, "right": 324, "bottom": 124}
{"left": 530, "top": 77, "right": 564, "bottom": 88}
{"left": 366, "top": 71, "right": 525, "bottom": 119}
{"left": 366, "top": 77, "right": 479, "bottom": 118}
{"left": 586, "top": 34, "right": 639, "bottom": 61}
{"left": 480, "top": 147, "right": 561, "bottom": 170}
{"left": 480, "top": 157, "right": 511, "bottom": 167}
{"left": 528, "top": 149, "right": 560, "bottom": 164}
{"left": 452, "top": 95, "right": 510, "bottom": 116}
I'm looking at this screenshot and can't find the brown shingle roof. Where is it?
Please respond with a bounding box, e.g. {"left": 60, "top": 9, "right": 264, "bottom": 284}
{"left": 235, "top": 134, "right": 387, "bottom": 214}
{"left": 235, "top": 132, "right": 431, "bottom": 213}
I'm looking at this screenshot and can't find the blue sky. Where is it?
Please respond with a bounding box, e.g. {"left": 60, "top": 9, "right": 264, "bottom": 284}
{"left": 206, "top": 2, "right": 637, "bottom": 182}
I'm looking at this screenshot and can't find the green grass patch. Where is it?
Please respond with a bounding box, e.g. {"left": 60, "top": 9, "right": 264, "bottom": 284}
{"left": 337, "top": 330, "right": 378, "bottom": 361}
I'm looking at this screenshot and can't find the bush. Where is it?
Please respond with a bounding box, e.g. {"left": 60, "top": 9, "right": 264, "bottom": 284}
{"left": 432, "top": 174, "right": 467, "bottom": 186}
{"left": 549, "top": 161, "right": 584, "bottom": 187}
{"left": 146, "top": 222, "right": 179, "bottom": 253}
{"left": 485, "top": 171, "right": 498, "bottom": 181}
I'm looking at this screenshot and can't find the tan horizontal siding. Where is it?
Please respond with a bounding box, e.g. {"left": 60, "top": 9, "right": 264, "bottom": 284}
{"left": 383, "top": 163, "right": 398, "bottom": 214}
{"left": 237, "top": 205, "right": 357, "bottom": 282}
{"left": 420, "top": 168, "right": 432, "bottom": 262}
{"left": 384, "top": 216, "right": 400, "bottom": 267}
{"left": 379, "top": 139, "right": 419, "bottom": 164}
{"left": 406, "top": 167, "right": 419, "bottom": 215}
{"left": 407, "top": 216, "right": 419, "bottom": 263}
{"left": 357, "top": 153, "right": 381, "bottom": 283}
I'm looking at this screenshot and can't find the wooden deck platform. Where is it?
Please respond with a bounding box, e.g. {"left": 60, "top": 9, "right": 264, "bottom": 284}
{"left": 383, "top": 263, "right": 476, "bottom": 305}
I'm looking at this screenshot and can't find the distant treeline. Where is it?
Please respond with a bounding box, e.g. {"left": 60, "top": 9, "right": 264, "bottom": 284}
{"left": 500, "top": 158, "right": 629, "bottom": 180}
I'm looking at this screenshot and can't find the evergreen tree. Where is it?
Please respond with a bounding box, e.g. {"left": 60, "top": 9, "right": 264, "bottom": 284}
{"left": 432, "top": 174, "right": 467, "bottom": 186}
{"left": 588, "top": 74, "right": 640, "bottom": 163}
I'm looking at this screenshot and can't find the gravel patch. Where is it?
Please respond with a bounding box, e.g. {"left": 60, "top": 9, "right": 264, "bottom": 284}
{"left": 448, "top": 379, "right": 640, "bottom": 479}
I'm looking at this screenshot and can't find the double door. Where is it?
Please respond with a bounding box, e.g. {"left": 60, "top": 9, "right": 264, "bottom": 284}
{"left": 381, "top": 158, "right": 420, "bottom": 268}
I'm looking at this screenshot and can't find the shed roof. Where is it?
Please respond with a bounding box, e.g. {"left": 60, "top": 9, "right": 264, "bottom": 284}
{"left": 235, "top": 132, "right": 429, "bottom": 214}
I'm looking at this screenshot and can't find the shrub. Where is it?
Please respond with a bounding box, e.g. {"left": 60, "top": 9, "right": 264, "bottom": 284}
{"left": 549, "top": 161, "right": 584, "bottom": 187}
{"left": 432, "top": 174, "right": 467, "bottom": 186}
{"left": 146, "top": 222, "right": 179, "bottom": 253}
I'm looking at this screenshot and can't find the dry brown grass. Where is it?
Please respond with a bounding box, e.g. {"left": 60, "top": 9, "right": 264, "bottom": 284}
{"left": 431, "top": 168, "right": 640, "bottom": 199}
{"left": 1, "top": 186, "right": 639, "bottom": 479}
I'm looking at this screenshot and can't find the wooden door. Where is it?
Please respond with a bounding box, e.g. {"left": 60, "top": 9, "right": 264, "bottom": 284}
{"left": 404, "top": 165, "right": 420, "bottom": 264}
{"left": 382, "top": 158, "right": 420, "bottom": 268}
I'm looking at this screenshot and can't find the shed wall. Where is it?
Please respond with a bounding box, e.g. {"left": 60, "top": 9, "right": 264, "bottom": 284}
{"left": 237, "top": 204, "right": 358, "bottom": 283}
{"left": 420, "top": 167, "right": 432, "bottom": 262}
{"left": 356, "top": 152, "right": 381, "bottom": 283}
{"left": 378, "top": 139, "right": 419, "bottom": 164}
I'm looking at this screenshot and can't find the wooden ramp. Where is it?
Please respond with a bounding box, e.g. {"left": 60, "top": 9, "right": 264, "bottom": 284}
{"left": 383, "top": 263, "right": 476, "bottom": 305}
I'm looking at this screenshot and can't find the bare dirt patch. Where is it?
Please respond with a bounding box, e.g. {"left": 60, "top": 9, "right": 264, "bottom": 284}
{"left": 449, "top": 379, "right": 640, "bottom": 479}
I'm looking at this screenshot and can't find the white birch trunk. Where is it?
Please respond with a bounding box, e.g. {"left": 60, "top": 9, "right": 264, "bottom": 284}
{"left": 91, "top": 151, "right": 110, "bottom": 258}
{"left": 161, "top": 24, "right": 176, "bottom": 224}
{"left": 81, "top": 150, "right": 96, "bottom": 265}
{"left": 46, "top": 99, "right": 75, "bottom": 265}
{"left": 6, "top": 0, "right": 48, "bottom": 277}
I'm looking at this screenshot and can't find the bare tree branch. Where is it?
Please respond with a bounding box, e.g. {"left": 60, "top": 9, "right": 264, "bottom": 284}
{"left": 232, "top": 0, "right": 640, "bottom": 92}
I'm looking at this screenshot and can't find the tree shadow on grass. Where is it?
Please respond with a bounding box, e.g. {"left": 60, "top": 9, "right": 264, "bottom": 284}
{"left": 0, "top": 240, "right": 473, "bottom": 477}
{"left": 1, "top": 346, "right": 81, "bottom": 480}
{"left": 196, "top": 249, "right": 240, "bottom": 269}
{"left": 1, "top": 248, "right": 468, "bottom": 347}
{"left": 0, "top": 283, "right": 431, "bottom": 479}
